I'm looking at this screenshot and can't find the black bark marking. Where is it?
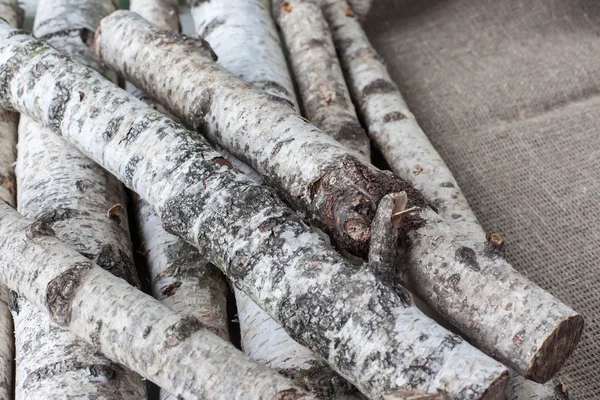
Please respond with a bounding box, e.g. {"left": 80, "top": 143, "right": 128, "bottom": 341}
{"left": 142, "top": 326, "right": 152, "bottom": 339}
{"left": 45, "top": 262, "right": 92, "bottom": 325}
{"left": 8, "top": 290, "right": 19, "bottom": 315}
{"left": 447, "top": 273, "right": 461, "bottom": 291}
{"left": 306, "top": 38, "right": 327, "bottom": 49}
{"left": 164, "top": 316, "right": 203, "bottom": 347}
{"left": 334, "top": 121, "right": 367, "bottom": 143}
{"left": 88, "top": 364, "right": 116, "bottom": 381}
{"left": 255, "top": 80, "right": 292, "bottom": 99}
{"left": 361, "top": 79, "right": 396, "bottom": 97}
{"left": 280, "top": 363, "right": 355, "bottom": 397}
{"left": 148, "top": 29, "right": 217, "bottom": 61}
{"left": 47, "top": 81, "right": 70, "bottom": 131}
{"left": 455, "top": 247, "right": 480, "bottom": 272}
{"left": 95, "top": 245, "right": 138, "bottom": 286}
{"left": 161, "top": 281, "right": 182, "bottom": 298}
{"left": 451, "top": 213, "right": 462, "bottom": 220}
{"left": 199, "top": 18, "right": 226, "bottom": 38}
{"left": 22, "top": 358, "right": 113, "bottom": 388}
{"left": 37, "top": 207, "right": 80, "bottom": 225}
{"left": 190, "top": 88, "right": 214, "bottom": 131}
{"left": 26, "top": 220, "right": 56, "bottom": 240}
{"left": 102, "top": 115, "right": 124, "bottom": 142}
{"left": 271, "top": 137, "right": 295, "bottom": 157}
{"left": 439, "top": 181, "right": 455, "bottom": 188}
{"left": 382, "top": 111, "right": 405, "bottom": 123}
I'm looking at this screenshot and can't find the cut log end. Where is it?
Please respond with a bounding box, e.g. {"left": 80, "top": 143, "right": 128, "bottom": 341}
{"left": 481, "top": 369, "right": 510, "bottom": 400}
{"left": 526, "top": 313, "right": 584, "bottom": 383}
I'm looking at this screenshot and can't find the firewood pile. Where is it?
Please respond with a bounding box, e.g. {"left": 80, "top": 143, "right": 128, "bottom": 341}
{"left": 0, "top": 0, "right": 582, "bottom": 399}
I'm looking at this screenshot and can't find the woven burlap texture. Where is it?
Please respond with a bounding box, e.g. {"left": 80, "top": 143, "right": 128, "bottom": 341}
{"left": 364, "top": 1, "right": 600, "bottom": 398}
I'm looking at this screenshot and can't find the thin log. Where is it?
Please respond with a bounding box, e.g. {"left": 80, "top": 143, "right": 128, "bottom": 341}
{"left": 506, "top": 371, "right": 568, "bottom": 400}
{"left": 187, "top": 1, "right": 354, "bottom": 395}
{"left": 322, "top": 1, "right": 581, "bottom": 395}
{"left": 0, "top": 22, "right": 509, "bottom": 399}
{"left": 188, "top": 0, "right": 299, "bottom": 109}
{"left": 11, "top": 1, "right": 145, "bottom": 397}
{"left": 0, "top": 200, "right": 309, "bottom": 399}
{"left": 273, "top": 0, "right": 371, "bottom": 161}
{"left": 0, "top": 2, "right": 22, "bottom": 398}
{"left": 93, "top": 12, "right": 583, "bottom": 383}
{"left": 322, "top": 0, "right": 484, "bottom": 242}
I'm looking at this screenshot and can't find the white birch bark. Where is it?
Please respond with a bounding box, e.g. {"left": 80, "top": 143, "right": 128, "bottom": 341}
{"left": 323, "top": 2, "right": 580, "bottom": 396}
{"left": 10, "top": 1, "right": 146, "bottom": 397}
{"left": 273, "top": 0, "right": 371, "bottom": 161}
{"left": 322, "top": 0, "right": 485, "bottom": 242}
{"left": 128, "top": 3, "right": 231, "bottom": 399}
{"left": 188, "top": 0, "right": 299, "bottom": 110}
{"left": 188, "top": 2, "right": 355, "bottom": 395}
{"left": 0, "top": 201, "right": 309, "bottom": 400}
{"left": 130, "top": 0, "right": 179, "bottom": 32}
{"left": 0, "top": 22, "right": 510, "bottom": 399}
{"left": 93, "top": 12, "right": 583, "bottom": 383}
{"left": 0, "top": 3, "right": 22, "bottom": 398}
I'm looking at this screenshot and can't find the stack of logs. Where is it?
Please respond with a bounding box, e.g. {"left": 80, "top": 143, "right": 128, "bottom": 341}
{"left": 0, "top": 0, "right": 582, "bottom": 399}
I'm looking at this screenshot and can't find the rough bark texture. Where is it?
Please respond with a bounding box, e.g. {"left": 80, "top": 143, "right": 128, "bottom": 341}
{"left": 0, "top": 201, "right": 309, "bottom": 399}
{"left": 188, "top": 0, "right": 299, "bottom": 110}
{"left": 273, "top": 0, "right": 371, "bottom": 161}
{"left": 346, "top": 0, "right": 372, "bottom": 21}
{"left": 10, "top": 1, "right": 146, "bottom": 397}
{"left": 0, "top": 3, "right": 22, "bottom": 398}
{"left": 135, "top": 197, "right": 230, "bottom": 400}
{"left": 93, "top": 12, "right": 583, "bottom": 383}
{"left": 187, "top": 2, "right": 354, "bottom": 395}
{"left": 0, "top": 22, "right": 510, "bottom": 399}
{"left": 324, "top": 1, "right": 582, "bottom": 396}
{"left": 322, "top": 0, "right": 484, "bottom": 242}
{"left": 33, "top": 0, "right": 118, "bottom": 40}
{"left": 130, "top": 0, "right": 179, "bottom": 32}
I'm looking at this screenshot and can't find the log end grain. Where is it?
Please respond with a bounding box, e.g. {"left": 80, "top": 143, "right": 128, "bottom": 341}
{"left": 525, "top": 313, "right": 584, "bottom": 383}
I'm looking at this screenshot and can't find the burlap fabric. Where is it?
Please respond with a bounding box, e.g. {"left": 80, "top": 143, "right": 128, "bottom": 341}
{"left": 363, "top": 1, "right": 599, "bottom": 398}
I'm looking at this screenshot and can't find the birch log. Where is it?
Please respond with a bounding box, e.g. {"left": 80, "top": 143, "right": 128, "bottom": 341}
{"left": 273, "top": 0, "right": 371, "bottom": 161}
{"left": 505, "top": 371, "right": 568, "bottom": 400}
{"left": 188, "top": 0, "right": 299, "bottom": 110}
{"left": 188, "top": 2, "right": 354, "bottom": 395}
{"left": 0, "top": 23, "right": 510, "bottom": 399}
{"left": 322, "top": 1, "right": 580, "bottom": 396}
{"left": 0, "top": 2, "right": 22, "bottom": 398}
{"left": 94, "top": 12, "right": 583, "bottom": 383}
{"left": 130, "top": 0, "right": 179, "bottom": 32}
{"left": 10, "top": 1, "right": 146, "bottom": 397}
{"left": 0, "top": 201, "right": 309, "bottom": 399}
{"left": 322, "top": 0, "right": 484, "bottom": 242}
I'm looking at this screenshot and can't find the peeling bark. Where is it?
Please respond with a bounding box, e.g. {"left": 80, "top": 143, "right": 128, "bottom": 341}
{"left": 187, "top": 1, "right": 354, "bottom": 395}
{"left": 188, "top": 0, "right": 299, "bottom": 110}
{"left": 0, "top": 202, "right": 309, "bottom": 399}
{"left": 92, "top": 12, "right": 583, "bottom": 383}
{"left": 273, "top": 0, "right": 370, "bottom": 161}
{"left": 322, "top": 0, "right": 484, "bottom": 242}
{"left": 130, "top": 0, "right": 179, "bottom": 32}
{"left": 0, "top": 22, "right": 509, "bottom": 398}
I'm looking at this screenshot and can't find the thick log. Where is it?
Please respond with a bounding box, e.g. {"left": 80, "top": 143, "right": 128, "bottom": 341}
{"left": 188, "top": 0, "right": 299, "bottom": 110}
{"left": 273, "top": 0, "right": 370, "bottom": 161}
{"left": 93, "top": 12, "right": 583, "bottom": 383}
{"left": 187, "top": 1, "right": 354, "bottom": 395}
{"left": 0, "top": 3, "right": 23, "bottom": 398}
{"left": 322, "top": 0, "right": 484, "bottom": 242}
{"left": 0, "top": 22, "right": 509, "bottom": 399}
{"left": 0, "top": 200, "right": 309, "bottom": 399}
{"left": 11, "top": 1, "right": 145, "bottom": 397}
